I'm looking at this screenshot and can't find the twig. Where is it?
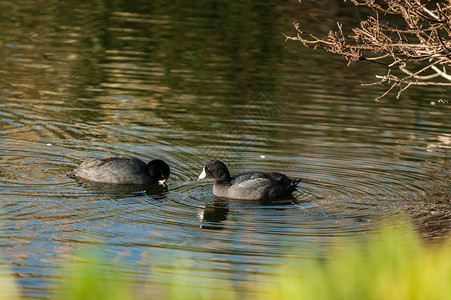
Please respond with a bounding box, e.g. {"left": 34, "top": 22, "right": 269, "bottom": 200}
{"left": 287, "top": 0, "right": 451, "bottom": 100}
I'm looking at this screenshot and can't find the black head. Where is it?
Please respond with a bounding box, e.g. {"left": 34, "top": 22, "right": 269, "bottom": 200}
{"left": 147, "top": 159, "right": 170, "bottom": 183}
{"left": 198, "top": 159, "right": 231, "bottom": 183}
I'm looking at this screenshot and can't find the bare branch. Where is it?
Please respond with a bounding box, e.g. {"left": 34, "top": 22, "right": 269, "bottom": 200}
{"left": 288, "top": 0, "right": 451, "bottom": 100}
{"left": 431, "top": 65, "right": 451, "bottom": 80}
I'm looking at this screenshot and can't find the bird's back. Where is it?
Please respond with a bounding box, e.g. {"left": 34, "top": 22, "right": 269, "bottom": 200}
{"left": 68, "top": 157, "right": 151, "bottom": 184}
{"left": 212, "top": 171, "right": 298, "bottom": 200}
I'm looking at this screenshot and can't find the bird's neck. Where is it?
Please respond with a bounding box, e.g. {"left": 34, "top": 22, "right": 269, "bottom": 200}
{"left": 215, "top": 174, "right": 231, "bottom": 186}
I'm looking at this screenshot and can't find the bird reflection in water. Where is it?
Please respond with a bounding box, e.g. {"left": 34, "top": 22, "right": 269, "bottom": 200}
{"left": 198, "top": 199, "right": 230, "bottom": 230}
{"left": 197, "top": 197, "right": 296, "bottom": 230}
{"left": 71, "top": 176, "right": 169, "bottom": 202}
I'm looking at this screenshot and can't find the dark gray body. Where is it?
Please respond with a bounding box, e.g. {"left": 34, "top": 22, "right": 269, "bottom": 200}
{"left": 213, "top": 172, "right": 299, "bottom": 200}
{"left": 68, "top": 157, "right": 155, "bottom": 184}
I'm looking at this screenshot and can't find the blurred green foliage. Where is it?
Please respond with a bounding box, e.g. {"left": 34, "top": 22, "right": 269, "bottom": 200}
{"left": 2, "top": 221, "right": 450, "bottom": 299}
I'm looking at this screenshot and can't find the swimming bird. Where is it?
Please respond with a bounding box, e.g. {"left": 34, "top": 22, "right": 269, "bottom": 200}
{"left": 67, "top": 157, "right": 170, "bottom": 185}
{"left": 198, "top": 159, "right": 299, "bottom": 200}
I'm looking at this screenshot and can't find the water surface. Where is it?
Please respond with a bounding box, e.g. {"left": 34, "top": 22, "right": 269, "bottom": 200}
{"left": 0, "top": 0, "right": 450, "bottom": 297}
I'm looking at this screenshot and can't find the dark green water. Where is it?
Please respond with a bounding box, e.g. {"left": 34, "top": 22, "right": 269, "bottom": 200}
{"left": 0, "top": 0, "right": 450, "bottom": 297}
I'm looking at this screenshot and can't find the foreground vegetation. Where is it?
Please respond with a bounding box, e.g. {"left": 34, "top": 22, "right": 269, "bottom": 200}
{"left": 264, "top": 225, "right": 451, "bottom": 300}
{"left": 2, "top": 222, "right": 451, "bottom": 299}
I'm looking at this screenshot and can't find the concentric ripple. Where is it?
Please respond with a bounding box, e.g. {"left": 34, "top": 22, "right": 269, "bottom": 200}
{"left": 1, "top": 1, "right": 450, "bottom": 298}
{"left": 1, "top": 97, "right": 450, "bottom": 297}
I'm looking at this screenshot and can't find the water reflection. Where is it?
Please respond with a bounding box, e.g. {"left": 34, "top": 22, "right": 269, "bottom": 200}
{"left": 0, "top": 0, "right": 450, "bottom": 298}
{"left": 198, "top": 199, "right": 230, "bottom": 230}
{"left": 71, "top": 177, "right": 169, "bottom": 200}
{"left": 198, "top": 196, "right": 299, "bottom": 231}
{"left": 410, "top": 204, "right": 451, "bottom": 239}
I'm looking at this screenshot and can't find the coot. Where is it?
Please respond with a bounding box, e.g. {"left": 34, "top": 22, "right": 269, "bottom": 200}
{"left": 68, "top": 157, "right": 170, "bottom": 185}
{"left": 198, "top": 159, "right": 299, "bottom": 200}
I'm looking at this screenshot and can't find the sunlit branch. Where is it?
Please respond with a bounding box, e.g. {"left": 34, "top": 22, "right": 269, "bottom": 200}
{"left": 289, "top": 0, "right": 451, "bottom": 100}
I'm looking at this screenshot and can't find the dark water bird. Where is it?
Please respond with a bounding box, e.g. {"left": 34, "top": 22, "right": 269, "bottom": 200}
{"left": 67, "top": 157, "right": 170, "bottom": 185}
{"left": 198, "top": 159, "right": 300, "bottom": 200}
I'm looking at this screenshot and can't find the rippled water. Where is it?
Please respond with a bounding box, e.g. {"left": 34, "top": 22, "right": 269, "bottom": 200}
{"left": 1, "top": 0, "right": 450, "bottom": 297}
